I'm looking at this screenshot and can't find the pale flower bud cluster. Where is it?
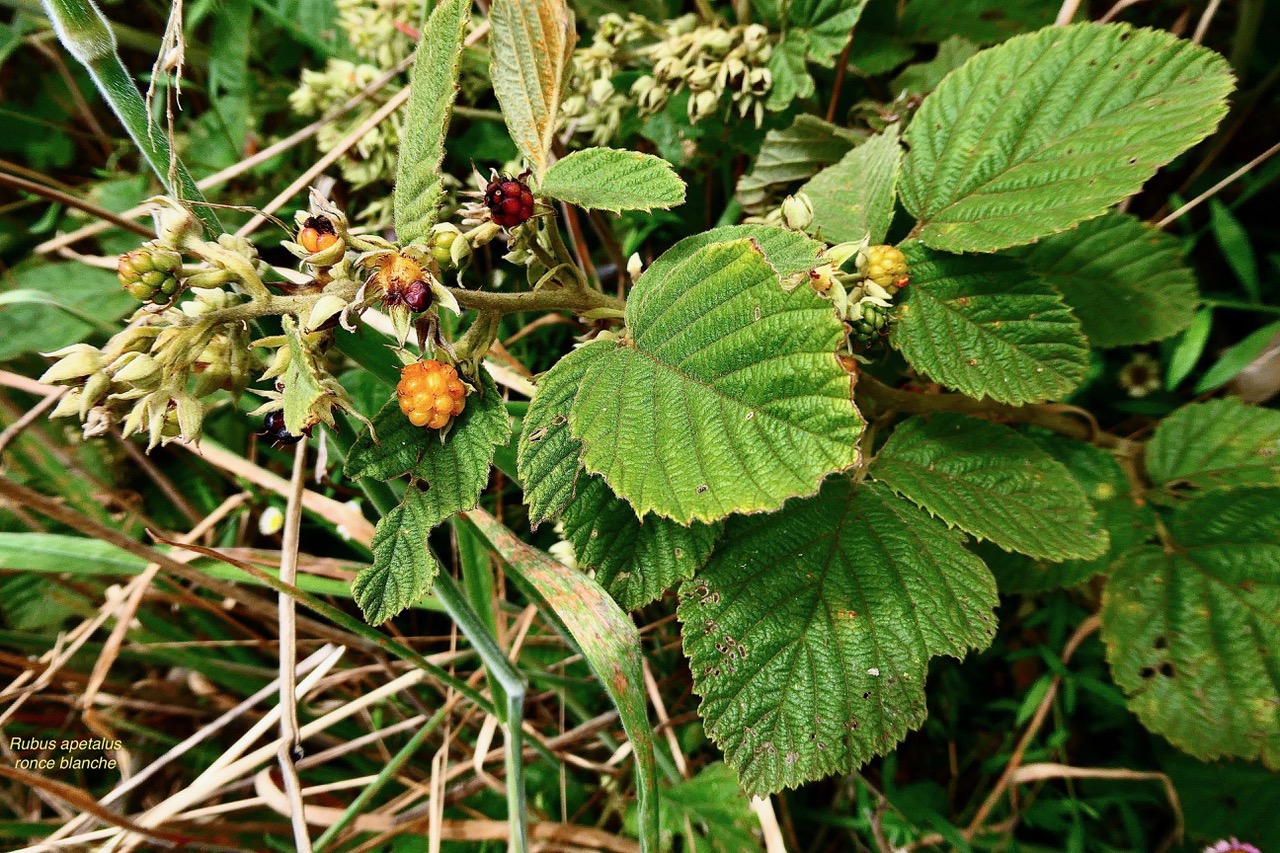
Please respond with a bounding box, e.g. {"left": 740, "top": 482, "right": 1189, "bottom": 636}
{"left": 631, "top": 17, "right": 772, "bottom": 127}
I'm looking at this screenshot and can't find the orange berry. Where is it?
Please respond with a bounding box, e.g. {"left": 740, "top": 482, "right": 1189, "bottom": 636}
{"left": 397, "top": 360, "right": 468, "bottom": 429}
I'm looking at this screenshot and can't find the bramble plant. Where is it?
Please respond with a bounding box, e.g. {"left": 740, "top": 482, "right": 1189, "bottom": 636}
{"left": 19, "top": 0, "right": 1280, "bottom": 848}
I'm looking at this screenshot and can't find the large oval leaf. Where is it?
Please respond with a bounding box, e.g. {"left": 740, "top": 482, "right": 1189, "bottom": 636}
{"left": 900, "top": 23, "right": 1234, "bottom": 252}
{"left": 570, "top": 238, "right": 862, "bottom": 523}
{"left": 801, "top": 125, "right": 902, "bottom": 245}
{"left": 871, "top": 414, "right": 1106, "bottom": 561}
{"left": 1145, "top": 398, "right": 1280, "bottom": 494}
{"left": 1101, "top": 489, "right": 1280, "bottom": 767}
{"left": 890, "top": 245, "right": 1089, "bottom": 404}
{"left": 679, "top": 479, "right": 997, "bottom": 794}
{"left": 1010, "top": 211, "right": 1200, "bottom": 347}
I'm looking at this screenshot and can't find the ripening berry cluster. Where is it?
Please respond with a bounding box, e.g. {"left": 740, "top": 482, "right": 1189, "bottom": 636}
{"left": 397, "top": 360, "right": 466, "bottom": 429}
{"left": 484, "top": 175, "right": 536, "bottom": 228}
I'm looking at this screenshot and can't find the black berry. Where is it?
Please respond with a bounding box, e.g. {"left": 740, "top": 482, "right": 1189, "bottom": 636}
{"left": 260, "top": 410, "right": 306, "bottom": 447}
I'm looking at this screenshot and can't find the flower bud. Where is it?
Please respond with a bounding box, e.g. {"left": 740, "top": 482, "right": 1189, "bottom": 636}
{"left": 781, "top": 193, "right": 814, "bottom": 231}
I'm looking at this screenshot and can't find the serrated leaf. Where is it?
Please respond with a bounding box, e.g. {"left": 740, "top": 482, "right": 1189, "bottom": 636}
{"left": 679, "top": 479, "right": 997, "bottom": 794}
{"left": 872, "top": 414, "right": 1106, "bottom": 560}
{"left": 571, "top": 239, "right": 862, "bottom": 523}
{"left": 637, "top": 224, "right": 825, "bottom": 289}
{"left": 788, "top": 0, "right": 867, "bottom": 63}
{"left": 900, "top": 23, "right": 1235, "bottom": 252}
{"left": 489, "top": 0, "right": 575, "bottom": 180}
{"left": 345, "top": 368, "right": 512, "bottom": 526}
{"left": 1011, "top": 211, "right": 1199, "bottom": 347}
{"left": 890, "top": 245, "right": 1090, "bottom": 404}
{"left": 1145, "top": 398, "right": 1280, "bottom": 493}
{"left": 981, "top": 432, "right": 1156, "bottom": 592}
{"left": 563, "top": 477, "right": 721, "bottom": 610}
{"left": 393, "top": 0, "right": 470, "bottom": 246}
{"left": 516, "top": 341, "right": 613, "bottom": 527}
{"left": 802, "top": 125, "right": 902, "bottom": 245}
{"left": 736, "top": 115, "right": 866, "bottom": 213}
{"left": 890, "top": 36, "right": 979, "bottom": 98}
{"left": 764, "top": 32, "right": 815, "bottom": 111}
{"left": 353, "top": 487, "right": 442, "bottom": 624}
{"left": 540, "top": 147, "right": 686, "bottom": 212}
{"left": 1101, "top": 488, "right": 1280, "bottom": 767}
{"left": 466, "top": 509, "right": 659, "bottom": 849}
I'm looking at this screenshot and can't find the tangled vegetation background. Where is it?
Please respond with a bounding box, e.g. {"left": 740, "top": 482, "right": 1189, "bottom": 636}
{"left": 1, "top": 0, "right": 1279, "bottom": 850}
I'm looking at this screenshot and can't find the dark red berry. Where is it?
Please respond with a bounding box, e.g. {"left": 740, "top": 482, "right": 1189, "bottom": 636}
{"left": 484, "top": 174, "right": 535, "bottom": 228}
{"left": 402, "top": 280, "right": 430, "bottom": 313}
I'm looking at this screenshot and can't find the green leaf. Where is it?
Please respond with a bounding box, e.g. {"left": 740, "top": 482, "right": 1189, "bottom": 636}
{"left": 563, "top": 477, "right": 721, "bottom": 610}
{"left": 787, "top": 0, "right": 866, "bottom": 63}
{"left": 281, "top": 316, "right": 326, "bottom": 437}
{"left": 488, "top": 0, "right": 576, "bottom": 180}
{"left": 1209, "top": 199, "right": 1261, "bottom": 301}
{"left": 890, "top": 36, "right": 979, "bottom": 98}
{"left": 900, "top": 0, "right": 1057, "bottom": 45}
{"left": 1101, "top": 488, "right": 1280, "bottom": 767}
{"left": 630, "top": 763, "right": 762, "bottom": 853}
{"left": 345, "top": 368, "right": 512, "bottom": 526}
{"left": 900, "top": 23, "right": 1235, "bottom": 252}
{"left": 466, "top": 509, "right": 660, "bottom": 851}
{"left": 872, "top": 414, "right": 1106, "bottom": 560}
{"left": 540, "top": 147, "right": 685, "bottom": 212}
{"left": 679, "top": 479, "right": 997, "bottom": 795}
{"left": 571, "top": 239, "right": 862, "bottom": 523}
{"left": 801, "top": 125, "right": 902, "bottom": 245}
{"left": 353, "top": 487, "right": 443, "bottom": 624}
{"left": 764, "top": 32, "right": 815, "bottom": 111}
{"left": 1165, "top": 307, "right": 1212, "bottom": 390}
{"left": 736, "top": 115, "right": 865, "bottom": 213}
{"left": 890, "top": 245, "right": 1090, "bottom": 404}
{"left": 1146, "top": 398, "right": 1280, "bottom": 493}
{"left": 394, "top": 0, "right": 470, "bottom": 246}
{"left": 516, "top": 341, "right": 613, "bottom": 527}
{"left": 1196, "top": 320, "right": 1280, "bottom": 394}
{"left": 637, "top": 224, "right": 825, "bottom": 289}
{"left": 1010, "top": 210, "right": 1200, "bottom": 348}
{"left": 983, "top": 433, "right": 1156, "bottom": 592}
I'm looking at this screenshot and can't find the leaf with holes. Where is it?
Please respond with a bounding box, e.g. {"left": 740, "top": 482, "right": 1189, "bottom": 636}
{"left": 802, "top": 125, "right": 901, "bottom": 245}
{"left": 353, "top": 487, "right": 442, "bottom": 624}
{"left": 1011, "top": 211, "right": 1200, "bottom": 347}
{"left": 1101, "top": 488, "right": 1280, "bottom": 767}
{"left": 345, "top": 368, "right": 512, "bottom": 527}
{"left": 900, "top": 23, "right": 1234, "bottom": 252}
{"left": 736, "top": 115, "right": 866, "bottom": 213}
{"left": 679, "top": 479, "right": 997, "bottom": 795}
{"left": 563, "top": 476, "right": 721, "bottom": 610}
{"left": 872, "top": 414, "right": 1106, "bottom": 561}
{"left": 393, "top": 0, "right": 469, "bottom": 245}
{"left": 516, "top": 341, "right": 613, "bottom": 527}
{"left": 1145, "top": 398, "right": 1280, "bottom": 493}
{"left": 570, "top": 238, "right": 862, "bottom": 523}
{"left": 541, "top": 147, "right": 686, "bottom": 212}
{"left": 889, "top": 245, "right": 1089, "bottom": 404}
{"left": 489, "top": 0, "right": 576, "bottom": 180}
{"left": 982, "top": 432, "right": 1156, "bottom": 592}
{"left": 467, "top": 508, "right": 660, "bottom": 849}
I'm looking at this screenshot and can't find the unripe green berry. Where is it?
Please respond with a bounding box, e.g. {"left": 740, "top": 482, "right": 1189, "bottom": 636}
{"left": 118, "top": 244, "right": 183, "bottom": 303}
